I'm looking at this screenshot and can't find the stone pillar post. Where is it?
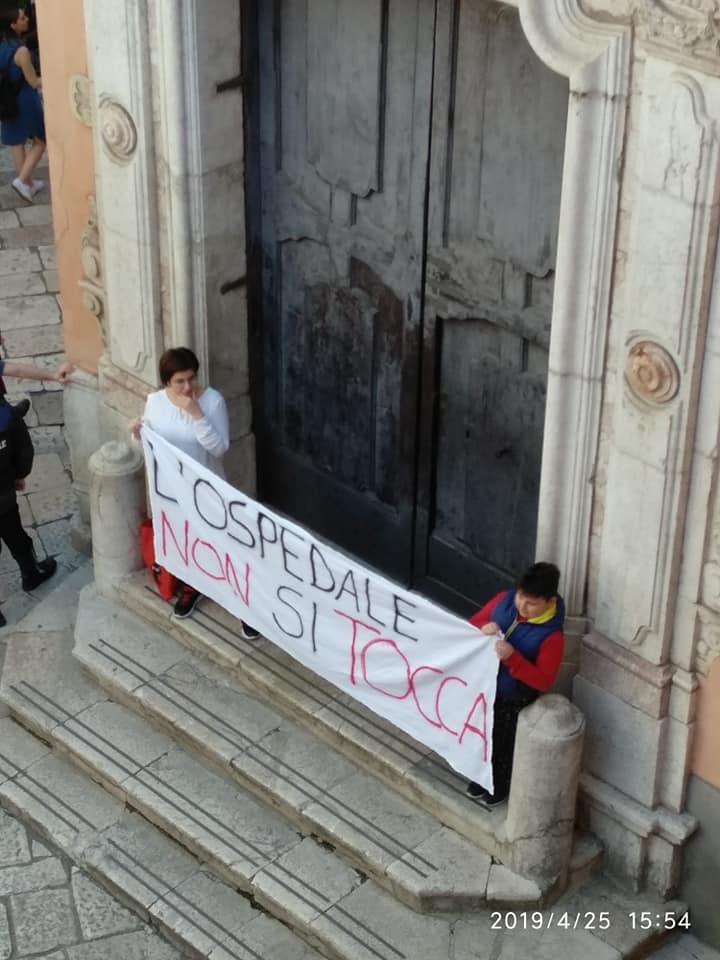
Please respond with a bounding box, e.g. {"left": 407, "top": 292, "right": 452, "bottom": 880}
{"left": 88, "top": 441, "right": 145, "bottom": 596}
{"left": 505, "top": 695, "right": 585, "bottom": 890}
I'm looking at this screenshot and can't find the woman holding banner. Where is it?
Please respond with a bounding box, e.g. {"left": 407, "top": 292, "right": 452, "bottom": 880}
{"left": 129, "top": 347, "right": 257, "bottom": 635}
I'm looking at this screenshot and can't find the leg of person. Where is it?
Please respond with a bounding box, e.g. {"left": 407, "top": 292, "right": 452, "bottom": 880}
{"left": 18, "top": 137, "right": 45, "bottom": 188}
{"left": 0, "top": 504, "right": 56, "bottom": 590}
{"left": 488, "top": 697, "right": 524, "bottom": 803}
{"left": 174, "top": 581, "right": 201, "bottom": 619}
{"left": 467, "top": 697, "right": 524, "bottom": 808}
{"left": 10, "top": 143, "right": 26, "bottom": 177}
{"left": 467, "top": 697, "right": 515, "bottom": 805}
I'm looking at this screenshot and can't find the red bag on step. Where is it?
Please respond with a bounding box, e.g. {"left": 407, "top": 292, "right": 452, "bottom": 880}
{"left": 140, "top": 518, "right": 179, "bottom": 601}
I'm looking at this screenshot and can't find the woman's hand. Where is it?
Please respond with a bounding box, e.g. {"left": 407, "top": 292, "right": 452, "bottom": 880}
{"left": 175, "top": 386, "right": 203, "bottom": 420}
{"left": 129, "top": 417, "right": 143, "bottom": 441}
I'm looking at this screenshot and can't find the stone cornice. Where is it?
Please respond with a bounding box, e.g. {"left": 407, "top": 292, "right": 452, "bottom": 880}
{"left": 518, "top": 0, "right": 631, "bottom": 80}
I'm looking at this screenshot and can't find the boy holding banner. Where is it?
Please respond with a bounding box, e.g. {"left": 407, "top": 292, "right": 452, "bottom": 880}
{"left": 466, "top": 562, "right": 564, "bottom": 809}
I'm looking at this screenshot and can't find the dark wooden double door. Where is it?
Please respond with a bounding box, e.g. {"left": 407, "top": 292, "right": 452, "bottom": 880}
{"left": 244, "top": 0, "right": 568, "bottom": 614}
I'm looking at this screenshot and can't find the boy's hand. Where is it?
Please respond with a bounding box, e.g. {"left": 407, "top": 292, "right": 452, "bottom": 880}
{"left": 480, "top": 621, "right": 501, "bottom": 635}
{"left": 15, "top": 479, "right": 25, "bottom": 492}
{"left": 495, "top": 637, "right": 514, "bottom": 661}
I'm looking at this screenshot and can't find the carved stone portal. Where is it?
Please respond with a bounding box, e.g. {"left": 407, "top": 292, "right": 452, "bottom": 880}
{"left": 625, "top": 339, "right": 681, "bottom": 407}
{"left": 98, "top": 96, "right": 138, "bottom": 164}
{"left": 79, "top": 195, "right": 107, "bottom": 345}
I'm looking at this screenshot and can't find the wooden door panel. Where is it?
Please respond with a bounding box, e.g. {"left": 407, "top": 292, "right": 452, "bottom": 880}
{"left": 251, "top": 0, "right": 433, "bottom": 580}
{"left": 415, "top": 0, "right": 568, "bottom": 610}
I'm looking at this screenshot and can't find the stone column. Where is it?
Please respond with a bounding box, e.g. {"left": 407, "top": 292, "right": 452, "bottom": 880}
{"left": 505, "top": 695, "right": 585, "bottom": 890}
{"left": 63, "top": 370, "right": 102, "bottom": 554}
{"left": 88, "top": 441, "right": 145, "bottom": 596}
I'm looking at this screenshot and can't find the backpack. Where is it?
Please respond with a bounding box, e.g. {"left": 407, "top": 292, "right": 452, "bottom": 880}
{"left": 0, "top": 52, "right": 22, "bottom": 122}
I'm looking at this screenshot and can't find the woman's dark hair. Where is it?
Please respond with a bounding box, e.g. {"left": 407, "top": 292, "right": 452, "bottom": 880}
{"left": 517, "top": 562, "right": 560, "bottom": 600}
{"left": 158, "top": 347, "right": 199, "bottom": 385}
{"left": 0, "top": 4, "right": 22, "bottom": 38}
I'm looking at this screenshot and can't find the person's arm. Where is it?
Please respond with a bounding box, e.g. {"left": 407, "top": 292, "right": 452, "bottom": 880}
{"left": 9, "top": 416, "right": 34, "bottom": 481}
{"left": 193, "top": 391, "right": 230, "bottom": 458}
{"left": 469, "top": 592, "right": 506, "bottom": 630}
{"left": 3, "top": 360, "right": 73, "bottom": 383}
{"left": 13, "top": 45, "right": 41, "bottom": 90}
{"left": 500, "top": 629, "right": 564, "bottom": 691}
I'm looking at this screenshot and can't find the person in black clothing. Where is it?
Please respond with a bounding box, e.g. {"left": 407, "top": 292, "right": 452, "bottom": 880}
{"left": 0, "top": 399, "right": 56, "bottom": 626}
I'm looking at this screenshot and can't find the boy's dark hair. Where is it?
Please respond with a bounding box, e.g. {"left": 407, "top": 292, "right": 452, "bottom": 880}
{"left": 517, "top": 562, "right": 560, "bottom": 599}
{"left": 0, "top": 4, "right": 22, "bottom": 38}
{"left": 158, "top": 347, "right": 199, "bottom": 385}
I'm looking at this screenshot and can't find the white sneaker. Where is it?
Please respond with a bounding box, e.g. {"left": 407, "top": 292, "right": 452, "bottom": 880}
{"left": 11, "top": 178, "right": 33, "bottom": 203}
{"left": 30, "top": 179, "right": 45, "bottom": 197}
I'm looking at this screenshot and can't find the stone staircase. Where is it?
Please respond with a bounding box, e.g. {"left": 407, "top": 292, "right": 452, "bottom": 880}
{"left": 0, "top": 570, "right": 690, "bottom": 960}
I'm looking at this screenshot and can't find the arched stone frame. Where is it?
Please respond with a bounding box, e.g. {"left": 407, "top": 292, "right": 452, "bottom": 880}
{"left": 507, "top": 1, "right": 633, "bottom": 616}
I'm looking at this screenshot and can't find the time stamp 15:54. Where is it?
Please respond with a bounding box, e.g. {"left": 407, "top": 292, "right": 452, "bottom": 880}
{"left": 489, "top": 911, "right": 691, "bottom": 931}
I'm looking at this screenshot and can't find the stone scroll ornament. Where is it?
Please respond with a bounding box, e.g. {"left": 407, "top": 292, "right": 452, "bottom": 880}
{"left": 79, "top": 195, "right": 107, "bottom": 346}
{"left": 625, "top": 339, "right": 680, "bottom": 407}
{"left": 98, "top": 96, "right": 138, "bottom": 164}
{"left": 69, "top": 75, "right": 93, "bottom": 127}
{"left": 640, "top": 1, "right": 720, "bottom": 63}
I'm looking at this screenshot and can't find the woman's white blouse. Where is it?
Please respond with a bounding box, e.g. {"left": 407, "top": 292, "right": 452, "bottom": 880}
{"left": 143, "top": 387, "right": 230, "bottom": 476}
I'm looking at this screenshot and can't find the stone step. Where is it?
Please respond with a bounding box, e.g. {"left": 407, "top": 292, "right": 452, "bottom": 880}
{"left": 0, "top": 627, "right": 540, "bottom": 960}
{"left": 0, "top": 642, "right": 687, "bottom": 960}
{"left": 72, "top": 583, "right": 520, "bottom": 913}
{"left": 117, "top": 570, "right": 602, "bottom": 887}
{"left": 0, "top": 716, "right": 323, "bottom": 960}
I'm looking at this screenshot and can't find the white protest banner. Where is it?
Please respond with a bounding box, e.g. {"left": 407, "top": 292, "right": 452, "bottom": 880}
{"left": 142, "top": 426, "right": 498, "bottom": 787}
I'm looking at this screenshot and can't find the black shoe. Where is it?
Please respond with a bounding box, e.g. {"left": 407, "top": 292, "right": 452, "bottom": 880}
{"left": 174, "top": 586, "right": 201, "bottom": 619}
{"left": 12, "top": 399, "right": 31, "bottom": 419}
{"left": 21, "top": 556, "right": 57, "bottom": 591}
{"left": 476, "top": 789, "right": 508, "bottom": 809}
{"left": 0, "top": 609, "right": 6, "bottom": 628}
{"left": 466, "top": 781, "right": 491, "bottom": 803}
{"left": 239, "top": 621, "right": 260, "bottom": 640}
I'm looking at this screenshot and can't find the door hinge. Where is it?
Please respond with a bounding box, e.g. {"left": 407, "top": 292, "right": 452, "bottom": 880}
{"left": 216, "top": 74, "right": 244, "bottom": 94}
{"left": 220, "top": 275, "right": 247, "bottom": 296}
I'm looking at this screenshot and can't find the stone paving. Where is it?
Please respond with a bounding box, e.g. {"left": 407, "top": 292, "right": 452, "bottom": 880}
{"left": 0, "top": 147, "right": 84, "bottom": 630}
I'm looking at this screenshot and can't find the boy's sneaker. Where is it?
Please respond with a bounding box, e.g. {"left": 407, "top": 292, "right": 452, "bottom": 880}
{"left": 0, "top": 608, "right": 6, "bottom": 628}
{"left": 11, "top": 178, "right": 33, "bottom": 203}
{"left": 174, "top": 586, "right": 201, "bottom": 619}
{"left": 21, "top": 557, "right": 57, "bottom": 591}
{"left": 239, "top": 621, "right": 260, "bottom": 640}
{"left": 30, "top": 179, "right": 45, "bottom": 197}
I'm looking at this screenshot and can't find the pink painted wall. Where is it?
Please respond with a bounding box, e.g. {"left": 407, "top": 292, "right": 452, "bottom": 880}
{"left": 693, "top": 658, "right": 720, "bottom": 790}
{"left": 36, "top": 0, "right": 103, "bottom": 373}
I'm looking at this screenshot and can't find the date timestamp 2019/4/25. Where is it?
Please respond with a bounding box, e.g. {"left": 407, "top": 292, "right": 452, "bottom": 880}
{"left": 490, "top": 911, "right": 691, "bottom": 931}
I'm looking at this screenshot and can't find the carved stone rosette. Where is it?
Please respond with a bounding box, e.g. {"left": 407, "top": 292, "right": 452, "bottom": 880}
{"left": 625, "top": 338, "right": 681, "bottom": 407}
{"left": 98, "top": 96, "right": 138, "bottom": 164}
{"left": 79, "top": 195, "right": 107, "bottom": 345}
{"left": 639, "top": 0, "right": 720, "bottom": 71}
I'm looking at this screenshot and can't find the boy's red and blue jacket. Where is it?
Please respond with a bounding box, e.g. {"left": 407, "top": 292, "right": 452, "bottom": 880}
{"left": 470, "top": 589, "right": 565, "bottom": 701}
